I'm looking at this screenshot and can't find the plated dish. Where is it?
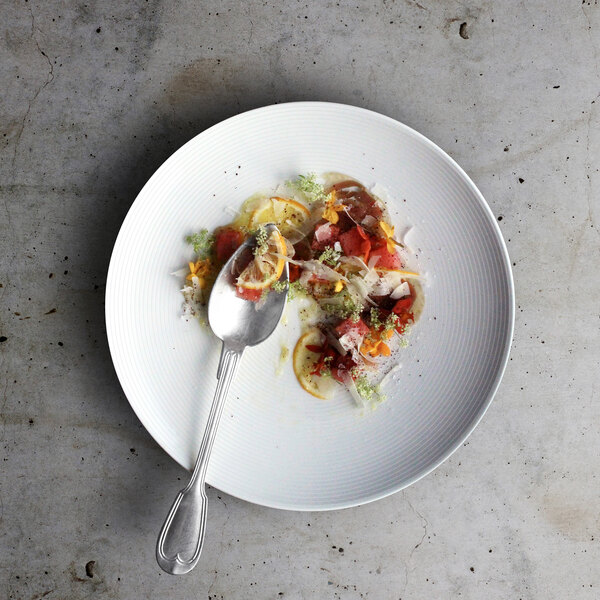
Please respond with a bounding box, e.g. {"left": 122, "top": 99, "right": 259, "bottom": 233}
{"left": 178, "top": 173, "right": 425, "bottom": 408}
{"left": 106, "top": 102, "right": 514, "bottom": 510}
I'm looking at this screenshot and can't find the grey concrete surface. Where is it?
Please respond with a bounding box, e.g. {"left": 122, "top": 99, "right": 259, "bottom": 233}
{"left": 1, "top": 0, "right": 599, "bottom": 598}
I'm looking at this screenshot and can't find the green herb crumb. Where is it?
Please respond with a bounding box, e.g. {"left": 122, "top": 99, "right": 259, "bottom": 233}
{"left": 288, "top": 173, "right": 327, "bottom": 203}
{"left": 322, "top": 295, "right": 362, "bottom": 322}
{"left": 370, "top": 308, "right": 382, "bottom": 329}
{"left": 318, "top": 246, "right": 341, "bottom": 266}
{"left": 185, "top": 229, "right": 214, "bottom": 258}
{"left": 271, "top": 280, "right": 287, "bottom": 293}
{"left": 253, "top": 225, "right": 269, "bottom": 256}
{"left": 355, "top": 375, "right": 386, "bottom": 404}
{"left": 288, "top": 280, "right": 308, "bottom": 300}
{"left": 383, "top": 312, "right": 400, "bottom": 333}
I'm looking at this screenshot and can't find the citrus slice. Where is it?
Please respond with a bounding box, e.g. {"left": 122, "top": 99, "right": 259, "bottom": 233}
{"left": 236, "top": 230, "right": 286, "bottom": 290}
{"left": 249, "top": 196, "right": 310, "bottom": 237}
{"left": 293, "top": 328, "right": 337, "bottom": 400}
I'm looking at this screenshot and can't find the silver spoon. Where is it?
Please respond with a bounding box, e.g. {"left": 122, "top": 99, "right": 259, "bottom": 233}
{"left": 156, "top": 224, "right": 288, "bottom": 575}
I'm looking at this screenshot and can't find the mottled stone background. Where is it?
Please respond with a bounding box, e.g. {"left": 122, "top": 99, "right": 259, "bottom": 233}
{"left": 1, "top": 1, "right": 599, "bottom": 598}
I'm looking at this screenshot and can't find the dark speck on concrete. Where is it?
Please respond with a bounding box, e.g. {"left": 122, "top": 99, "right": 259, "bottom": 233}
{"left": 338, "top": 547, "right": 344, "bottom": 553}
{"left": 518, "top": 177, "right": 525, "bottom": 183}
{"left": 470, "top": 566, "right": 475, "bottom": 572}
{"left": 553, "top": 85, "right": 560, "bottom": 88}
{"left": 49, "top": 273, "right": 54, "bottom": 278}
{"left": 459, "top": 22, "right": 469, "bottom": 39}
{"left": 497, "top": 215, "right": 503, "bottom": 221}
{"left": 0, "top": 336, "right": 7, "bottom": 343}
{"left": 29, "top": 418, "right": 34, "bottom": 425}
{"left": 115, "top": 47, "right": 119, "bottom": 51}
{"left": 58, "top": 341, "right": 63, "bottom": 346}
{"left": 45, "top": 308, "right": 57, "bottom": 315}
{"left": 85, "top": 560, "right": 95, "bottom": 578}
{"left": 96, "top": 27, "right": 101, "bottom": 33}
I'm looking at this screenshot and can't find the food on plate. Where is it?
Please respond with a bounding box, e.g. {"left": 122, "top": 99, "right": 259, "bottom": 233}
{"left": 179, "top": 173, "right": 424, "bottom": 408}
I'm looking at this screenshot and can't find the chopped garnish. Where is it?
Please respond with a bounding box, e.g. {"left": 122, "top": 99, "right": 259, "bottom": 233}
{"left": 322, "top": 294, "right": 362, "bottom": 322}
{"left": 378, "top": 221, "right": 398, "bottom": 254}
{"left": 288, "top": 280, "right": 308, "bottom": 300}
{"left": 185, "top": 229, "right": 214, "bottom": 258}
{"left": 271, "top": 280, "right": 287, "bottom": 293}
{"left": 322, "top": 190, "right": 346, "bottom": 224}
{"left": 318, "top": 246, "right": 341, "bottom": 266}
{"left": 289, "top": 173, "right": 327, "bottom": 203}
{"left": 369, "top": 307, "right": 382, "bottom": 329}
{"left": 186, "top": 258, "right": 211, "bottom": 288}
{"left": 354, "top": 374, "right": 386, "bottom": 404}
{"left": 253, "top": 225, "right": 269, "bottom": 256}
{"left": 333, "top": 280, "right": 345, "bottom": 293}
{"left": 383, "top": 312, "right": 400, "bottom": 332}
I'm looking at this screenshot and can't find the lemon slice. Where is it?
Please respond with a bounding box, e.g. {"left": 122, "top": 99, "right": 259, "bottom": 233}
{"left": 236, "top": 230, "right": 286, "bottom": 290}
{"left": 293, "top": 328, "right": 337, "bottom": 400}
{"left": 249, "top": 197, "right": 310, "bottom": 237}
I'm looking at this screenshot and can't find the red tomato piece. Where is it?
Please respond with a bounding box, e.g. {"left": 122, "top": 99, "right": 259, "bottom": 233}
{"left": 235, "top": 287, "right": 262, "bottom": 302}
{"left": 215, "top": 228, "right": 244, "bottom": 263}
{"left": 305, "top": 344, "right": 324, "bottom": 353}
{"left": 392, "top": 296, "right": 414, "bottom": 314}
{"left": 330, "top": 354, "right": 358, "bottom": 383}
{"left": 289, "top": 263, "right": 301, "bottom": 282}
{"left": 369, "top": 240, "right": 403, "bottom": 269}
{"left": 311, "top": 222, "right": 341, "bottom": 252}
{"left": 392, "top": 295, "right": 414, "bottom": 333}
{"left": 335, "top": 317, "right": 370, "bottom": 338}
{"left": 339, "top": 225, "right": 372, "bottom": 262}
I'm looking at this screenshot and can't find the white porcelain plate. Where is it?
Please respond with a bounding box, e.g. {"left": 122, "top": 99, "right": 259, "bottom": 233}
{"left": 106, "top": 102, "right": 514, "bottom": 511}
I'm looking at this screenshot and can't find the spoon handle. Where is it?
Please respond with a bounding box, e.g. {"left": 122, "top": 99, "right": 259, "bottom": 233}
{"left": 156, "top": 343, "right": 243, "bottom": 575}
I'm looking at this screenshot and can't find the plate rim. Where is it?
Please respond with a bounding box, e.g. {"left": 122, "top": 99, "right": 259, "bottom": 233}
{"left": 106, "top": 101, "right": 515, "bottom": 511}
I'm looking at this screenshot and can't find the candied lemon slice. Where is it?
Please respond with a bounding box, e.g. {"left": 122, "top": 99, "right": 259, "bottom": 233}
{"left": 292, "top": 328, "right": 337, "bottom": 400}
{"left": 236, "top": 230, "right": 286, "bottom": 290}
{"left": 249, "top": 196, "right": 310, "bottom": 237}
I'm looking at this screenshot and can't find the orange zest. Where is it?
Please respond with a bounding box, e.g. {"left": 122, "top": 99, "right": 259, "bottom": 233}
{"left": 186, "top": 259, "right": 211, "bottom": 288}
{"left": 322, "top": 190, "right": 346, "bottom": 224}
{"left": 378, "top": 221, "right": 398, "bottom": 254}
{"left": 360, "top": 328, "right": 393, "bottom": 357}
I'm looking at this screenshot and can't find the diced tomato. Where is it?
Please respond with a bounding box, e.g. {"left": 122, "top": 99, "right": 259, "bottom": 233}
{"left": 215, "top": 227, "right": 244, "bottom": 263}
{"left": 369, "top": 240, "right": 402, "bottom": 269}
{"left": 235, "top": 287, "right": 262, "bottom": 302}
{"left": 305, "top": 344, "right": 324, "bottom": 353}
{"left": 289, "top": 263, "right": 301, "bottom": 282}
{"left": 293, "top": 239, "right": 312, "bottom": 261}
{"left": 392, "top": 294, "right": 414, "bottom": 333}
{"left": 310, "top": 344, "right": 337, "bottom": 377}
{"left": 339, "top": 225, "right": 372, "bottom": 262}
{"left": 335, "top": 317, "right": 370, "bottom": 338}
{"left": 330, "top": 354, "right": 358, "bottom": 383}
{"left": 330, "top": 182, "right": 383, "bottom": 222}
{"left": 392, "top": 296, "right": 414, "bottom": 314}
{"left": 311, "top": 222, "right": 341, "bottom": 252}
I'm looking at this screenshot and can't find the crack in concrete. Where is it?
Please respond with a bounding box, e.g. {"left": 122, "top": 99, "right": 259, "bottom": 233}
{"left": 583, "top": 92, "right": 600, "bottom": 244}
{"left": 400, "top": 491, "right": 430, "bottom": 596}
{"left": 207, "top": 507, "right": 231, "bottom": 598}
{"left": 11, "top": 7, "right": 55, "bottom": 174}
